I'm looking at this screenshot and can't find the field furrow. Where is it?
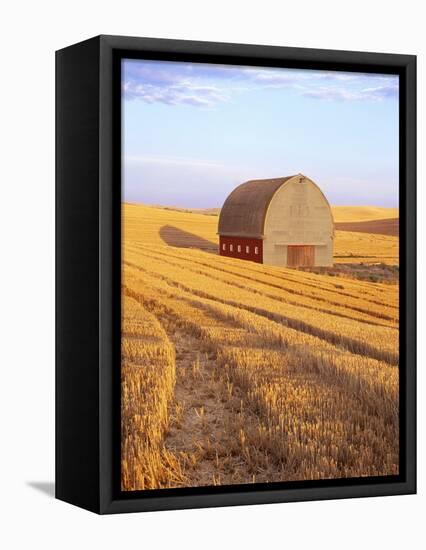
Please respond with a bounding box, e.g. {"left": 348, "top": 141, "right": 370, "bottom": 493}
{"left": 121, "top": 295, "right": 184, "bottom": 491}
{"left": 154, "top": 313, "right": 295, "bottom": 486}
{"left": 124, "top": 267, "right": 398, "bottom": 479}
{"left": 128, "top": 244, "right": 397, "bottom": 326}
{"left": 128, "top": 242, "right": 398, "bottom": 316}
{"left": 124, "top": 252, "right": 399, "bottom": 365}
{"left": 124, "top": 264, "right": 398, "bottom": 409}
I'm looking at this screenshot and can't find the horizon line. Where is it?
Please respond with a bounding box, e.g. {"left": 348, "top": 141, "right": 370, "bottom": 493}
{"left": 122, "top": 200, "right": 399, "bottom": 210}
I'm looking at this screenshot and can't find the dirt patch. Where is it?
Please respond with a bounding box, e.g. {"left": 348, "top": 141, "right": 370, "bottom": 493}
{"left": 158, "top": 318, "right": 281, "bottom": 487}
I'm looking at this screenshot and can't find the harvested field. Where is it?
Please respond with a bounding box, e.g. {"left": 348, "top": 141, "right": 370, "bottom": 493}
{"left": 121, "top": 203, "right": 399, "bottom": 490}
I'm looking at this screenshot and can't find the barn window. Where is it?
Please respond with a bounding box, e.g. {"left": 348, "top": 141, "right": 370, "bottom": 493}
{"left": 222, "top": 243, "right": 226, "bottom": 251}
{"left": 230, "top": 244, "right": 233, "bottom": 252}
{"left": 246, "top": 246, "right": 250, "bottom": 253}
{"left": 237, "top": 245, "right": 241, "bottom": 253}
{"left": 255, "top": 246, "right": 259, "bottom": 255}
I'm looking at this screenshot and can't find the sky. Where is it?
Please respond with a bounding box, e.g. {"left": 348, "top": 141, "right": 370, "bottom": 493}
{"left": 122, "top": 59, "right": 399, "bottom": 208}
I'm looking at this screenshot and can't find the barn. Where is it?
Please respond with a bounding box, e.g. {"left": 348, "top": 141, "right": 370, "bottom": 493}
{"left": 218, "top": 174, "right": 334, "bottom": 267}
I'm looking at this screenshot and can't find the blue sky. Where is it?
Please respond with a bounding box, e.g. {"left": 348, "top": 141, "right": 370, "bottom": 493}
{"left": 122, "top": 59, "right": 399, "bottom": 208}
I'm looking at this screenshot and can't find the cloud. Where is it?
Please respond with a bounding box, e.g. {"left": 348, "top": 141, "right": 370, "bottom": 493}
{"left": 361, "top": 84, "right": 399, "bottom": 99}
{"left": 302, "top": 83, "right": 399, "bottom": 101}
{"left": 240, "top": 67, "right": 360, "bottom": 88}
{"left": 240, "top": 68, "right": 305, "bottom": 87}
{"left": 123, "top": 80, "right": 228, "bottom": 107}
{"left": 123, "top": 59, "right": 399, "bottom": 107}
{"left": 123, "top": 59, "right": 232, "bottom": 107}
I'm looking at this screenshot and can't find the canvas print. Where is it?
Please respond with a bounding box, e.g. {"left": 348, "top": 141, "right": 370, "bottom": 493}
{"left": 120, "top": 59, "right": 399, "bottom": 492}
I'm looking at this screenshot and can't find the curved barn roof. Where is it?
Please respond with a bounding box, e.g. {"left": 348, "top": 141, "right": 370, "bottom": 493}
{"left": 218, "top": 175, "right": 297, "bottom": 237}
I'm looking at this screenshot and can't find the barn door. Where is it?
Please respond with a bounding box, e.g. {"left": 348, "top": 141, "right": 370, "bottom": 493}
{"left": 287, "top": 245, "right": 315, "bottom": 267}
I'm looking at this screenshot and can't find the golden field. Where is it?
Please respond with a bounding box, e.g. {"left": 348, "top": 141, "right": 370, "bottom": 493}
{"left": 121, "top": 203, "right": 399, "bottom": 491}
{"left": 124, "top": 203, "right": 399, "bottom": 264}
{"left": 331, "top": 205, "right": 398, "bottom": 222}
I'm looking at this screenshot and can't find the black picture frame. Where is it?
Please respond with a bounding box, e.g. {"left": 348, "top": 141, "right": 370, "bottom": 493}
{"left": 56, "top": 34, "right": 416, "bottom": 514}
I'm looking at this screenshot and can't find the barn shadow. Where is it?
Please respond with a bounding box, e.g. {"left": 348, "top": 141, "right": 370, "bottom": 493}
{"left": 160, "top": 225, "right": 218, "bottom": 253}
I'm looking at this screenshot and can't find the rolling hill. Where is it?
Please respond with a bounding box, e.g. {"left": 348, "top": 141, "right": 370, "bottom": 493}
{"left": 335, "top": 218, "right": 399, "bottom": 237}
{"left": 331, "top": 206, "right": 399, "bottom": 223}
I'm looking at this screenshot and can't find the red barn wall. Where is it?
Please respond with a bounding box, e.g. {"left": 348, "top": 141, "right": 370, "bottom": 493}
{"left": 219, "top": 236, "right": 263, "bottom": 263}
